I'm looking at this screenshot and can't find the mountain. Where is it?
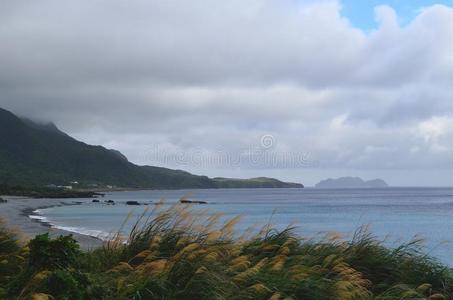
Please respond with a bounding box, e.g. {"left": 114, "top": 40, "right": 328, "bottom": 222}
{"left": 213, "top": 177, "right": 303, "bottom": 188}
{"left": 315, "top": 177, "right": 388, "bottom": 188}
{"left": 0, "top": 108, "right": 303, "bottom": 189}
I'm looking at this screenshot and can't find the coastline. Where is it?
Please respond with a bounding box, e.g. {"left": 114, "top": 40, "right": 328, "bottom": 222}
{"left": 0, "top": 196, "right": 102, "bottom": 250}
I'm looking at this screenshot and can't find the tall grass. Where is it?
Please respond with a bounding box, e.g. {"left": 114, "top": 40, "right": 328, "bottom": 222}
{"left": 0, "top": 220, "right": 27, "bottom": 299}
{"left": 1, "top": 205, "right": 453, "bottom": 299}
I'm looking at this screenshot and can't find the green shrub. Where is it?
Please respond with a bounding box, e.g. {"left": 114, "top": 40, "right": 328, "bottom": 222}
{"left": 0, "top": 220, "right": 24, "bottom": 291}
{"left": 28, "top": 233, "right": 80, "bottom": 271}
{"left": 40, "top": 269, "right": 105, "bottom": 300}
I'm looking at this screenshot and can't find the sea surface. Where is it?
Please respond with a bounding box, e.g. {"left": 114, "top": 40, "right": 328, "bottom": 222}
{"left": 32, "top": 187, "right": 453, "bottom": 264}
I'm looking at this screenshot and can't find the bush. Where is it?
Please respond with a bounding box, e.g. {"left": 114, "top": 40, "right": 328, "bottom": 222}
{"left": 40, "top": 269, "right": 104, "bottom": 300}
{"left": 28, "top": 233, "right": 80, "bottom": 271}
{"left": 0, "top": 220, "right": 24, "bottom": 291}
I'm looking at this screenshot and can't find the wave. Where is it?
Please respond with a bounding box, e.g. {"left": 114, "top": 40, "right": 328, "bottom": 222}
{"left": 28, "top": 215, "right": 49, "bottom": 221}
{"left": 51, "top": 225, "right": 112, "bottom": 241}
{"left": 28, "top": 211, "right": 112, "bottom": 241}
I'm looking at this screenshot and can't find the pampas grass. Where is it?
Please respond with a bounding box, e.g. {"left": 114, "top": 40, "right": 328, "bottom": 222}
{"left": 2, "top": 204, "right": 453, "bottom": 299}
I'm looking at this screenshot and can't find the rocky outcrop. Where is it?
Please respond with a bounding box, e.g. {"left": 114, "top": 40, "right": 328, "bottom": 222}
{"left": 179, "top": 199, "right": 208, "bottom": 204}
{"left": 315, "top": 177, "right": 388, "bottom": 188}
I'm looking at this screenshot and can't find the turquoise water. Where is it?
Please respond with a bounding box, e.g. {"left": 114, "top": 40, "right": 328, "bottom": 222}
{"left": 34, "top": 188, "right": 453, "bottom": 264}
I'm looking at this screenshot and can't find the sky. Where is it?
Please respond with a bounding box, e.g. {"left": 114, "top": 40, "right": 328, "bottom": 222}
{"left": 1, "top": 0, "right": 453, "bottom": 186}
{"left": 341, "top": 0, "right": 453, "bottom": 29}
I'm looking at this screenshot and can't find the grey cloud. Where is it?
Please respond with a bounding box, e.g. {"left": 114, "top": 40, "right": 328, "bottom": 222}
{"left": 2, "top": 1, "right": 453, "bottom": 185}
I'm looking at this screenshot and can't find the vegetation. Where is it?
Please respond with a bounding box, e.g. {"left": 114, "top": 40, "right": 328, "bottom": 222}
{"left": 0, "top": 184, "right": 102, "bottom": 199}
{"left": 213, "top": 177, "right": 303, "bottom": 188}
{"left": 1, "top": 205, "right": 452, "bottom": 299}
{"left": 0, "top": 107, "right": 302, "bottom": 190}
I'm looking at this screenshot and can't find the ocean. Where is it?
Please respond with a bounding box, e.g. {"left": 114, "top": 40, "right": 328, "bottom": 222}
{"left": 31, "top": 187, "right": 453, "bottom": 264}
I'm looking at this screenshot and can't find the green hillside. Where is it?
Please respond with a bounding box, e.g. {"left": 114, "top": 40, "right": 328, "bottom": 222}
{"left": 213, "top": 177, "right": 302, "bottom": 188}
{"left": 0, "top": 108, "right": 303, "bottom": 189}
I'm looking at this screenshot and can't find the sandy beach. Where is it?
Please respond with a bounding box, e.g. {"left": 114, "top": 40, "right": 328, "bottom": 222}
{"left": 0, "top": 196, "right": 102, "bottom": 250}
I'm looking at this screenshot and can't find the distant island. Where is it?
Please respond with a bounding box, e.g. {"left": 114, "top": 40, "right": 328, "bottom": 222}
{"left": 315, "top": 177, "right": 388, "bottom": 188}
{"left": 0, "top": 108, "right": 303, "bottom": 192}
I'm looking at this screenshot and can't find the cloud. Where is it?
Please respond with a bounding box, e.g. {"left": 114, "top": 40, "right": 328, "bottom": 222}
{"left": 1, "top": 0, "right": 453, "bottom": 185}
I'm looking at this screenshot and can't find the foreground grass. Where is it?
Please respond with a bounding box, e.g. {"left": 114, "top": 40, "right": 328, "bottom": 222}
{"left": 0, "top": 205, "right": 452, "bottom": 300}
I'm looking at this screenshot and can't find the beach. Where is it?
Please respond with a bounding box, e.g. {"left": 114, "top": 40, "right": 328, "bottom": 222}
{"left": 7, "top": 188, "right": 453, "bottom": 265}
{"left": 0, "top": 196, "right": 102, "bottom": 250}
{"left": 4, "top": 187, "right": 453, "bottom": 265}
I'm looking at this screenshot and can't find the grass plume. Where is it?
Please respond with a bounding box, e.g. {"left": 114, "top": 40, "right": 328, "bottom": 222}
{"left": 1, "top": 204, "right": 453, "bottom": 299}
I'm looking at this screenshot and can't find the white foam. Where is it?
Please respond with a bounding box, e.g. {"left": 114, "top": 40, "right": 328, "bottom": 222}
{"left": 52, "top": 225, "right": 112, "bottom": 241}
{"left": 28, "top": 210, "right": 112, "bottom": 241}
{"left": 27, "top": 201, "right": 134, "bottom": 243}
{"left": 29, "top": 215, "right": 48, "bottom": 221}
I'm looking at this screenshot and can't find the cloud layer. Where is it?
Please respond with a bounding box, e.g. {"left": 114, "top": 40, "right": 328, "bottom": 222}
{"left": 1, "top": 0, "right": 453, "bottom": 185}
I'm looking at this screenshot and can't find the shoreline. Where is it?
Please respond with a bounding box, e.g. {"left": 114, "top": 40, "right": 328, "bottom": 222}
{"left": 0, "top": 196, "right": 103, "bottom": 250}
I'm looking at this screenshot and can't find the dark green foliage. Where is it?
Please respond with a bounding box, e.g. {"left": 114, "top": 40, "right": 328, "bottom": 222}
{"left": 0, "top": 221, "right": 20, "bottom": 256}
{"left": 343, "top": 228, "right": 452, "bottom": 295}
{"left": 28, "top": 234, "right": 80, "bottom": 270}
{"left": 7, "top": 233, "right": 107, "bottom": 299}
{"left": 0, "top": 183, "right": 101, "bottom": 198}
{"left": 39, "top": 269, "right": 105, "bottom": 300}
{"left": 0, "top": 221, "right": 24, "bottom": 295}
{"left": 213, "top": 177, "right": 303, "bottom": 188}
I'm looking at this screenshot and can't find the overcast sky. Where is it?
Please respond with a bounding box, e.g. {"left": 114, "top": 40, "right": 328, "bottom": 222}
{"left": 1, "top": 0, "right": 453, "bottom": 186}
